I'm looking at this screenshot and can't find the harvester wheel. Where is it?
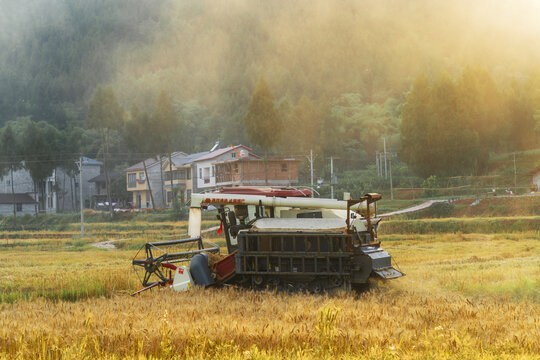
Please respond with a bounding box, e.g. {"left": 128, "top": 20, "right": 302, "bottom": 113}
{"left": 296, "top": 283, "right": 308, "bottom": 293}
{"left": 309, "top": 281, "right": 323, "bottom": 294}
{"left": 330, "top": 276, "right": 343, "bottom": 288}
{"left": 268, "top": 277, "right": 280, "bottom": 288}
{"left": 252, "top": 275, "right": 265, "bottom": 288}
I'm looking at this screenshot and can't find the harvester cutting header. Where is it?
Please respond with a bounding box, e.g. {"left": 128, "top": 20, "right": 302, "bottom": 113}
{"left": 132, "top": 187, "right": 403, "bottom": 294}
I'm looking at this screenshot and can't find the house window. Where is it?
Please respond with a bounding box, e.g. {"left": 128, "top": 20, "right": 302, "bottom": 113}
{"left": 202, "top": 167, "right": 211, "bottom": 183}
{"left": 172, "top": 170, "right": 185, "bottom": 180}
{"left": 48, "top": 196, "right": 52, "bottom": 208}
{"left": 139, "top": 172, "right": 145, "bottom": 180}
{"left": 199, "top": 168, "right": 202, "bottom": 179}
{"left": 16, "top": 203, "right": 22, "bottom": 212}
{"left": 233, "top": 164, "right": 239, "bottom": 174}
{"left": 211, "top": 166, "right": 215, "bottom": 177}
{"left": 232, "top": 152, "right": 237, "bottom": 158}
{"left": 186, "top": 168, "right": 191, "bottom": 180}
{"left": 281, "top": 163, "right": 288, "bottom": 172}
{"left": 128, "top": 173, "right": 136, "bottom": 188}
{"left": 167, "top": 190, "right": 178, "bottom": 204}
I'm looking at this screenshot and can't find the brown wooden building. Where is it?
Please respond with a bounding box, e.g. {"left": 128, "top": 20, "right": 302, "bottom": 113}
{"left": 215, "top": 158, "right": 301, "bottom": 187}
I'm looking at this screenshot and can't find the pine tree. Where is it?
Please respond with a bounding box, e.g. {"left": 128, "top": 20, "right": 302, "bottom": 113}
{"left": 400, "top": 74, "right": 433, "bottom": 177}
{"left": 87, "top": 86, "right": 124, "bottom": 217}
{"left": 126, "top": 105, "right": 156, "bottom": 210}
{"left": 0, "top": 125, "right": 22, "bottom": 227}
{"left": 401, "top": 72, "right": 480, "bottom": 178}
{"left": 153, "top": 90, "right": 179, "bottom": 206}
{"left": 22, "top": 122, "right": 58, "bottom": 216}
{"left": 244, "top": 77, "right": 282, "bottom": 184}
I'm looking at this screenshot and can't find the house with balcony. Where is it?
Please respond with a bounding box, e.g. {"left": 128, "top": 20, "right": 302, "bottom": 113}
{"left": 125, "top": 152, "right": 187, "bottom": 209}
{"left": 192, "top": 145, "right": 260, "bottom": 192}
{"left": 125, "top": 145, "right": 301, "bottom": 208}
{"left": 215, "top": 158, "right": 301, "bottom": 187}
{"left": 161, "top": 152, "right": 208, "bottom": 206}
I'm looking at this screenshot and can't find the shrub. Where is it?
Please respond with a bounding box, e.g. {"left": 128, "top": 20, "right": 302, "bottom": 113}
{"left": 171, "top": 197, "right": 188, "bottom": 221}
{"left": 428, "top": 201, "right": 454, "bottom": 218}
{"left": 422, "top": 175, "right": 439, "bottom": 197}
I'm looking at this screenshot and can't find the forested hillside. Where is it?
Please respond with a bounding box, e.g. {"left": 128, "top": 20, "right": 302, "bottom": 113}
{"left": 1, "top": 0, "right": 539, "bottom": 178}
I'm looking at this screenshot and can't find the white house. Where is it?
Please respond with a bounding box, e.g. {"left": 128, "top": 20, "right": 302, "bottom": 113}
{"left": 0, "top": 157, "right": 102, "bottom": 214}
{"left": 529, "top": 165, "right": 540, "bottom": 192}
{"left": 0, "top": 193, "right": 37, "bottom": 216}
{"left": 192, "top": 145, "right": 260, "bottom": 192}
{"left": 56, "top": 157, "right": 103, "bottom": 211}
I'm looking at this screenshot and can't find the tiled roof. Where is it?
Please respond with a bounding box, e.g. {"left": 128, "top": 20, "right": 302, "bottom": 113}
{"left": 0, "top": 193, "right": 37, "bottom": 204}
{"left": 171, "top": 151, "right": 209, "bottom": 167}
{"left": 125, "top": 152, "right": 186, "bottom": 172}
{"left": 125, "top": 157, "right": 161, "bottom": 172}
{"left": 193, "top": 145, "right": 259, "bottom": 162}
{"left": 88, "top": 171, "right": 123, "bottom": 183}
{"left": 82, "top": 157, "right": 102, "bottom": 166}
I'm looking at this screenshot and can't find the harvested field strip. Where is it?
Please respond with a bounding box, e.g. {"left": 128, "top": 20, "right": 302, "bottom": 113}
{"left": 0, "top": 220, "right": 219, "bottom": 239}
{"left": 380, "top": 216, "right": 540, "bottom": 234}
{"left": 0, "top": 231, "right": 174, "bottom": 240}
{"left": 0, "top": 220, "right": 218, "bottom": 233}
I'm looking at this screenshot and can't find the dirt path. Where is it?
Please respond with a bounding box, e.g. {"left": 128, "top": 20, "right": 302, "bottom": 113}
{"left": 91, "top": 238, "right": 127, "bottom": 249}
{"left": 91, "top": 226, "right": 221, "bottom": 250}
{"left": 379, "top": 199, "right": 448, "bottom": 217}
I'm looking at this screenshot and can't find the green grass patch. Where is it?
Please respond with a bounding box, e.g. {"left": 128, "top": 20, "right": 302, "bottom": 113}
{"left": 380, "top": 216, "right": 540, "bottom": 234}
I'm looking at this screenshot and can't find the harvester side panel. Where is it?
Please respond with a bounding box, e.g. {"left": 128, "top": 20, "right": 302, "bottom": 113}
{"left": 236, "top": 231, "right": 351, "bottom": 277}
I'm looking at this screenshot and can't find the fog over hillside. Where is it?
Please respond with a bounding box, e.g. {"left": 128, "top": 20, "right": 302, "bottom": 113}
{"left": 112, "top": 0, "right": 540, "bottom": 106}
{"left": 1, "top": 0, "right": 540, "bottom": 152}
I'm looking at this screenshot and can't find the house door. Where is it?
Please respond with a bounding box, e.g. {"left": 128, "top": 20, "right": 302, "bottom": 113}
{"left": 137, "top": 192, "right": 141, "bottom": 209}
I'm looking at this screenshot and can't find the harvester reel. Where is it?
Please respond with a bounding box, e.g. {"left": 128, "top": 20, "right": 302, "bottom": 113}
{"left": 131, "top": 237, "right": 220, "bottom": 292}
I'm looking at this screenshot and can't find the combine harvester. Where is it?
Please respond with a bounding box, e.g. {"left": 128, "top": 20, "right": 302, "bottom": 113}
{"left": 132, "top": 187, "right": 404, "bottom": 294}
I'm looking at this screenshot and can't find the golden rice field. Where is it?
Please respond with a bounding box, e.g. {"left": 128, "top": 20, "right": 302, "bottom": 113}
{"left": 0, "top": 221, "right": 538, "bottom": 359}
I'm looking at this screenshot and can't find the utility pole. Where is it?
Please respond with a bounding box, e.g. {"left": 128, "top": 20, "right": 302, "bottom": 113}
{"left": 310, "top": 149, "right": 314, "bottom": 197}
{"left": 389, "top": 153, "right": 394, "bottom": 200}
{"left": 383, "top": 137, "right": 388, "bottom": 179}
{"left": 513, "top": 152, "right": 517, "bottom": 191}
{"left": 78, "top": 156, "right": 84, "bottom": 238}
{"left": 376, "top": 151, "right": 379, "bottom": 176}
{"left": 378, "top": 152, "right": 382, "bottom": 177}
{"left": 330, "top": 156, "right": 334, "bottom": 199}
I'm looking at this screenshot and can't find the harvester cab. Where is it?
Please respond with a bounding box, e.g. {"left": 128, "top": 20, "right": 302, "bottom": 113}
{"left": 132, "top": 187, "right": 404, "bottom": 294}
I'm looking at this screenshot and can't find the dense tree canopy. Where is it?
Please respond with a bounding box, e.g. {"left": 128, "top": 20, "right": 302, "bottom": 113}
{"left": 400, "top": 68, "right": 540, "bottom": 178}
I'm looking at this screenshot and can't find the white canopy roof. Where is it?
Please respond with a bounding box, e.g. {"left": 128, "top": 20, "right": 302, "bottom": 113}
{"left": 251, "top": 218, "right": 347, "bottom": 232}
